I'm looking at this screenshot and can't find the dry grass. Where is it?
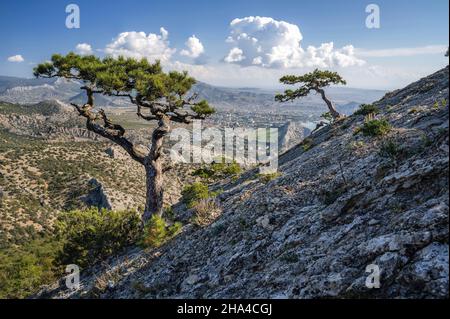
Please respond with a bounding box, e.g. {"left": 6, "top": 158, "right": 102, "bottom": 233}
{"left": 192, "top": 198, "right": 222, "bottom": 227}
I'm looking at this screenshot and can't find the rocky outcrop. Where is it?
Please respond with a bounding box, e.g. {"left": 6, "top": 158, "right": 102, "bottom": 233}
{"left": 80, "top": 178, "right": 113, "bottom": 210}
{"left": 0, "top": 100, "right": 99, "bottom": 140}
{"left": 37, "top": 67, "right": 449, "bottom": 299}
{"left": 278, "top": 121, "right": 310, "bottom": 152}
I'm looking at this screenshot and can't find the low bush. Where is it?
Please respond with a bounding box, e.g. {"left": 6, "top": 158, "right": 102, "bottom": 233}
{"left": 361, "top": 119, "right": 391, "bottom": 137}
{"left": 379, "top": 139, "right": 401, "bottom": 159}
{"left": 192, "top": 161, "right": 242, "bottom": 180}
{"left": 320, "top": 112, "right": 334, "bottom": 122}
{"left": 258, "top": 171, "right": 281, "bottom": 183}
{"left": 354, "top": 104, "right": 380, "bottom": 116}
{"left": 139, "top": 215, "right": 182, "bottom": 248}
{"left": 182, "top": 182, "right": 211, "bottom": 208}
{"left": 192, "top": 198, "right": 222, "bottom": 227}
{"left": 0, "top": 238, "right": 61, "bottom": 299}
{"left": 301, "top": 138, "right": 313, "bottom": 151}
{"left": 55, "top": 208, "right": 141, "bottom": 268}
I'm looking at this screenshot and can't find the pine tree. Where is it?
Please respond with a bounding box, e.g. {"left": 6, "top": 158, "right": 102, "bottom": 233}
{"left": 34, "top": 53, "right": 215, "bottom": 223}
{"left": 276, "top": 69, "right": 346, "bottom": 120}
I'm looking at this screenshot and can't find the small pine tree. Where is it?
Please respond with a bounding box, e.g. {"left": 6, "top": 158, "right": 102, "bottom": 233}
{"left": 276, "top": 69, "right": 346, "bottom": 120}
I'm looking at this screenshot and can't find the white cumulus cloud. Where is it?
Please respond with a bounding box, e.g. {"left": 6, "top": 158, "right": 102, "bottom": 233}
{"left": 104, "top": 28, "right": 175, "bottom": 63}
{"left": 7, "top": 55, "right": 24, "bottom": 63}
{"left": 224, "top": 16, "right": 365, "bottom": 69}
{"left": 180, "top": 35, "right": 205, "bottom": 58}
{"left": 75, "top": 43, "right": 93, "bottom": 55}
{"left": 224, "top": 47, "right": 245, "bottom": 63}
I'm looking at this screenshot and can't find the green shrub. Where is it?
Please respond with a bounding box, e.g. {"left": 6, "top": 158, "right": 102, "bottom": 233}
{"left": 192, "top": 167, "right": 215, "bottom": 179}
{"left": 301, "top": 138, "right": 313, "bottom": 151}
{"left": 354, "top": 104, "right": 380, "bottom": 116}
{"left": 379, "top": 139, "right": 400, "bottom": 159}
{"left": 192, "top": 161, "right": 242, "bottom": 180}
{"left": 220, "top": 161, "right": 242, "bottom": 176}
{"left": 321, "top": 112, "right": 334, "bottom": 122}
{"left": 163, "top": 206, "right": 175, "bottom": 220}
{"left": 139, "top": 215, "right": 182, "bottom": 248}
{"left": 361, "top": 119, "right": 391, "bottom": 137}
{"left": 0, "top": 238, "right": 61, "bottom": 299}
{"left": 258, "top": 172, "right": 281, "bottom": 183}
{"left": 55, "top": 208, "right": 141, "bottom": 268}
{"left": 182, "top": 182, "right": 210, "bottom": 208}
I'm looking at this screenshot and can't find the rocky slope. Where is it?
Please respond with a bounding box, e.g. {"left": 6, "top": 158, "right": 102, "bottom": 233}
{"left": 278, "top": 121, "right": 311, "bottom": 152}
{"left": 39, "top": 67, "right": 448, "bottom": 299}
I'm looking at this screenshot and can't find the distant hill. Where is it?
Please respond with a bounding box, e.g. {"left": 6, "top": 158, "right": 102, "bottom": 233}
{"left": 193, "top": 81, "right": 386, "bottom": 113}
{"left": 0, "top": 76, "right": 55, "bottom": 94}
{"left": 0, "top": 75, "right": 385, "bottom": 113}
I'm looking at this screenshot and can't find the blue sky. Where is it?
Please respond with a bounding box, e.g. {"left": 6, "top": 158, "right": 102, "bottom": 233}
{"left": 0, "top": 0, "right": 448, "bottom": 89}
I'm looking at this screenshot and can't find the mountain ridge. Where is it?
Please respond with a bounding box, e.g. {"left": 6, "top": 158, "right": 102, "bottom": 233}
{"left": 0, "top": 75, "right": 385, "bottom": 112}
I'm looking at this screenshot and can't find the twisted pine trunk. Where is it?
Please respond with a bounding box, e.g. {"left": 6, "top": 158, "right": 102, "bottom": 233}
{"left": 316, "top": 88, "right": 341, "bottom": 119}
{"left": 142, "top": 116, "right": 171, "bottom": 223}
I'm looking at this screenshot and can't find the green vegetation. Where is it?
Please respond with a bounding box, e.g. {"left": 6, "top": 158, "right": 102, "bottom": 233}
{"left": 276, "top": 69, "right": 346, "bottom": 120}
{"left": 300, "top": 138, "right": 313, "bottom": 151}
{"left": 55, "top": 208, "right": 142, "bottom": 268}
{"left": 181, "top": 182, "right": 222, "bottom": 208}
{"left": 379, "top": 139, "right": 401, "bottom": 160}
{"left": 0, "top": 207, "right": 180, "bottom": 298}
{"left": 258, "top": 171, "right": 282, "bottom": 183}
{"left": 0, "top": 101, "right": 63, "bottom": 116}
{"left": 433, "top": 99, "right": 448, "bottom": 109}
{"left": 320, "top": 112, "right": 334, "bottom": 123}
{"left": 139, "top": 215, "right": 182, "bottom": 248}
{"left": 181, "top": 182, "right": 210, "bottom": 208}
{"left": 34, "top": 53, "right": 215, "bottom": 220}
{"left": 360, "top": 118, "right": 392, "bottom": 137}
{"left": 0, "top": 127, "right": 146, "bottom": 247}
{"left": 354, "top": 104, "right": 380, "bottom": 116}
{"left": 420, "top": 134, "right": 433, "bottom": 148}
{"left": 0, "top": 238, "right": 62, "bottom": 299}
{"left": 192, "top": 160, "right": 242, "bottom": 180}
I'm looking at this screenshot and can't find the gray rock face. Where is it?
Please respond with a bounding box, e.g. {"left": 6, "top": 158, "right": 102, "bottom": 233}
{"left": 80, "top": 178, "right": 112, "bottom": 210}
{"left": 38, "top": 67, "right": 449, "bottom": 299}
{"left": 278, "top": 121, "right": 310, "bottom": 153}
